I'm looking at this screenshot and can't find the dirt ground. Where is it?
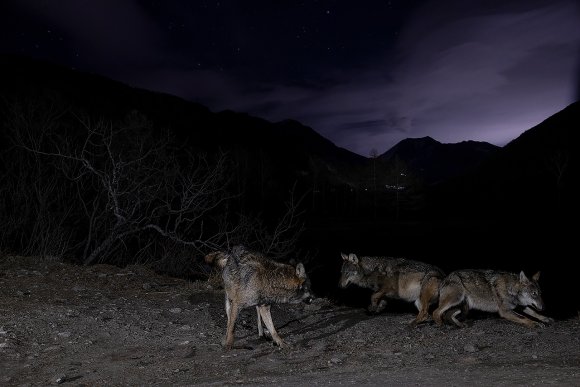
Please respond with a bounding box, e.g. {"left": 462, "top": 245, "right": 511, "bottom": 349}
{"left": 1, "top": 256, "right": 579, "bottom": 386}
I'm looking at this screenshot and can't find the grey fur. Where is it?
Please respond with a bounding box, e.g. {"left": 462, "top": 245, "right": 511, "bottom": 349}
{"left": 206, "top": 246, "right": 312, "bottom": 349}
{"left": 433, "top": 269, "right": 553, "bottom": 328}
{"left": 339, "top": 252, "right": 444, "bottom": 325}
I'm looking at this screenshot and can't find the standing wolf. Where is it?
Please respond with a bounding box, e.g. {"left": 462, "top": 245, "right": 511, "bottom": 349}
{"left": 205, "top": 246, "right": 312, "bottom": 349}
{"left": 432, "top": 269, "right": 553, "bottom": 328}
{"left": 339, "top": 253, "right": 444, "bottom": 325}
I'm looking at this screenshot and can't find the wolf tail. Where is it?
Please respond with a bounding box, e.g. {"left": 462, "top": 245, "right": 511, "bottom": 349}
{"left": 204, "top": 244, "right": 247, "bottom": 270}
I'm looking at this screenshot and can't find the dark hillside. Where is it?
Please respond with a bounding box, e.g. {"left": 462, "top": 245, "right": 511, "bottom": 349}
{"left": 379, "top": 136, "right": 499, "bottom": 185}
{"left": 425, "top": 101, "right": 579, "bottom": 317}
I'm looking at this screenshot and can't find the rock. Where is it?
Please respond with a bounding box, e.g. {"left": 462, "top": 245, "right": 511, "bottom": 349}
{"left": 54, "top": 375, "right": 67, "bottom": 384}
{"left": 169, "top": 308, "right": 182, "bottom": 314}
{"left": 463, "top": 344, "right": 478, "bottom": 353}
{"left": 329, "top": 353, "right": 347, "bottom": 365}
{"left": 303, "top": 303, "right": 321, "bottom": 312}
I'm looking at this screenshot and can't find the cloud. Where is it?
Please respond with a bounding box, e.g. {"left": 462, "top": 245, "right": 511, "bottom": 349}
{"left": 229, "top": 0, "right": 580, "bottom": 155}
{"left": 7, "top": 0, "right": 579, "bottom": 157}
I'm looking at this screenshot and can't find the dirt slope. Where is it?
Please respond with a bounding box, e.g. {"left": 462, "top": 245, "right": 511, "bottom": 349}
{"left": 1, "top": 256, "right": 579, "bottom": 386}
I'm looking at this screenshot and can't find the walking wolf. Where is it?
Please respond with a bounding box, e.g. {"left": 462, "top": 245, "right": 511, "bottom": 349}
{"left": 205, "top": 246, "right": 312, "bottom": 349}
{"left": 339, "top": 252, "right": 444, "bottom": 325}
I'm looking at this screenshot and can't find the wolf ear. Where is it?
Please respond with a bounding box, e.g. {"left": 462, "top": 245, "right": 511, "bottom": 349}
{"left": 519, "top": 271, "right": 529, "bottom": 283}
{"left": 348, "top": 253, "right": 359, "bottom": 265}
{"left": 532, "top": 271, "right": 541, "bottom": 281}
{"left": 340, "top": 252, "right": 349, "bottom": 261}
{"left": 296, "top": 263, "right": 306, "bottom": 278}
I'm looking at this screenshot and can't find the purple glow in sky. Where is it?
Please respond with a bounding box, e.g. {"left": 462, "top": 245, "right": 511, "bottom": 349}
{"left": 1, "top": 0, "right": 579, "bottom": 156}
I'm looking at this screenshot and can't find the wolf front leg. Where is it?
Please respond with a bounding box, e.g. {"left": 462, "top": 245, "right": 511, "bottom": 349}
{"left": 256, "top": 306, "right": 264, "bottom": 337}
{"left": 257, "top": 305, "right": 288, "bottom": 348}
{"left": 498, "top": 308, "right": 542, "bottom": 328}
{"left": 522, "top": 307, "right": 554, "bottom": 324}
{"left": 369, "top": 291, "right": 387, "bottom": 313}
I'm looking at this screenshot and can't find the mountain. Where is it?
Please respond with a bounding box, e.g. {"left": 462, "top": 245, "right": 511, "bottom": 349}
{"left": 428, "top": 100, "right": 579, "bottom": 221}
{"left": 378, "top": 136, "right": 499, "bottom": 185}
{"left": 0, "top": 54, "right": 369, "bottom": 216}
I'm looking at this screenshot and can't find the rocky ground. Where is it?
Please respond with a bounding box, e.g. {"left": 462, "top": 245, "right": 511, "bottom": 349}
{"left": 1, "top": 255, "right": 579, "bottom": 386}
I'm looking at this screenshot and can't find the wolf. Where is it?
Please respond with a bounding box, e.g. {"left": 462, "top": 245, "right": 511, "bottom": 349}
{"left": 432, "top": 269, "right": 553, "bottom": 328}
{"left": 339, "top": 252, "right": 444, "bottom": 325}
{"left": 205, "top": 245, "right": 312, "bottom": 349}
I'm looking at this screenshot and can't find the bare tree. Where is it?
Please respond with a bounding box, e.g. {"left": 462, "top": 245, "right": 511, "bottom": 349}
{"left": 252, "top": 183, "right": 306, "bottom": 260}
{"left": 9, "top": 104, "right": 234, "bottom": 264}
{"left": 0, "top": 97, "right": 73, "bottom": 258}
{"left": 2, "top": 98, "right": 307, "bottom": 270}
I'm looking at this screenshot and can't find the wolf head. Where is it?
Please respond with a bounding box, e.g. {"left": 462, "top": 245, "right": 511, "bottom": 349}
{"left": 517, "top": 271, "right": 544, "bottom": 311}
{"left": 339, "top": 253, "right": 363, "bottom": 288}
{"left": 290, "top": 262, "right": 313, "bottom": 304}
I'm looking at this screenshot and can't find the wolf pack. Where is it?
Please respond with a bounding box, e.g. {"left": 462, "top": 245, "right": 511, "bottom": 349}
{"left": 205, "top": 246, "right": 553, "bottom": 350}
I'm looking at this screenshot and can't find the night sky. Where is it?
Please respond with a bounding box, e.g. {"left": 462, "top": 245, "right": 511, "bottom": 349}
{"left": 1, "top": 0, "right": 579, "bottom": 156}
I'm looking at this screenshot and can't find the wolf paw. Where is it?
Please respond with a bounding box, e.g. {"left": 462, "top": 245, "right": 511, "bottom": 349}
{"left": 530, "top": 320, "right": 548, "bottom": 328}
{"left": 375, "top": 300, "right": 388, "bottom": 313}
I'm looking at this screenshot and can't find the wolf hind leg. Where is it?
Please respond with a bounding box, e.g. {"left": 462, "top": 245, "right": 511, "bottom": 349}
{"left": 433, "top": 290, "right": 465, "bottom": 327}
{"left": 411, "top": 277, "right": 440, "bottom": 326}
{"left": 446, "top": 307, "right": 466, "bottom": 327}
{"left": 256, "top": 306, "right": 264, "bottom": 337}
{"left": 225, "top": 295, "right": 231, "bottom": 320}
{"left": 224, "top": 300, "right": 240, "bottom": 350}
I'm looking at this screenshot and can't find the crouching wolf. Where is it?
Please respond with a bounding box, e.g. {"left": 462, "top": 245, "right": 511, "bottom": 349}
{"left": 339, "top": 253, "right": 444, "bottom": 325}
{"left": 205, "top": 246, "right": 312, "bottom": 349}
{"left": 433, "top": 270, "right": 553, "bottom": 328}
